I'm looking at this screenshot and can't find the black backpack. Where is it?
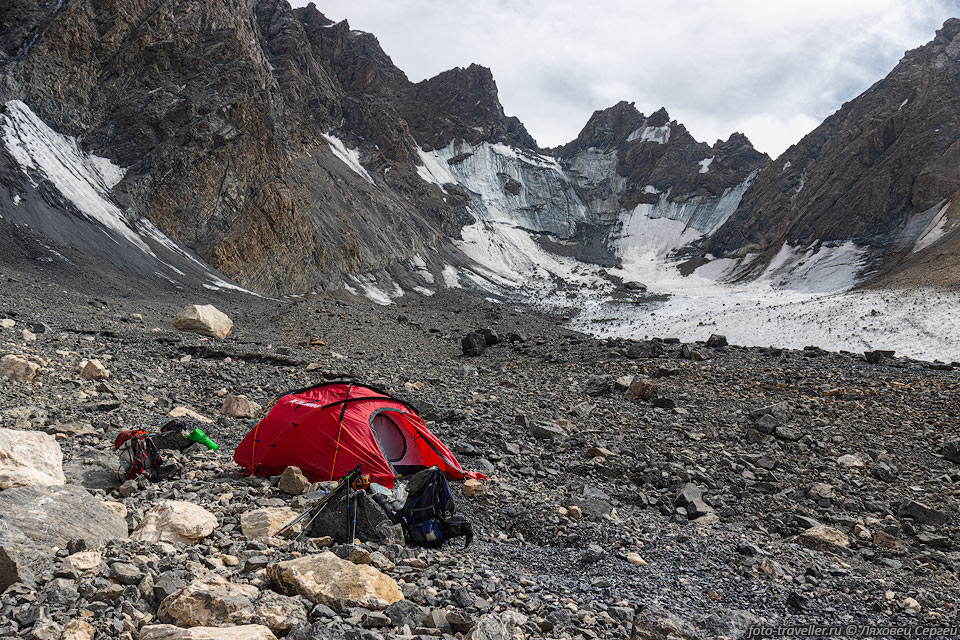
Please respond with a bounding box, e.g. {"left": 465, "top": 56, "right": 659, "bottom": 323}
{"left": 400, "top": 467, "right": 473, "bottom": 548}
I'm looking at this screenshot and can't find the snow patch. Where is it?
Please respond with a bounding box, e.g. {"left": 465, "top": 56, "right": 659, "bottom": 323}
{"left": 1, "top": 99, "right": 144, "bottom": 249}
{"left": 321, "top": 133, "right": 374, "bottom": 184}
{"left": 898, "top": 98, "right": 909, "bottom": 111}
{"left": 12, "top": 194, "right": 21, "bottom": 205}
{"left": 415, "top": 146, "right": 456, "bottom": 188}
{"left": 348, "top": 273, "right": 403, "bottom": 306}
{"left": 642, "top": 185, "right": 660, "bottom": 195}
{"left": 627, "top": 125, "right": 670, "bottom": 144}
{"left": 442, "top": 265, "right": 462, "bottom": 288}
{"left": 913, "top": 202, "right": 951, "bottom": 253}
{"left": 698, "top": 157, "right": 714, "bottom": 174}
{"left": 408, "top": 254, "right": 435, "bottom": 283}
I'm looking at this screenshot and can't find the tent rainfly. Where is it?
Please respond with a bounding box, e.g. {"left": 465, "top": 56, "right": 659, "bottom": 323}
{"left": 234, "top": 381, "right": 483, "bottom": 488}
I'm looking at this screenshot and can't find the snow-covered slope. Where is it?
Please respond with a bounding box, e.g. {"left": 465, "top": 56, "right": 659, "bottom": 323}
{"left": 0, "top": 100, "right": 254, "bottom": 294}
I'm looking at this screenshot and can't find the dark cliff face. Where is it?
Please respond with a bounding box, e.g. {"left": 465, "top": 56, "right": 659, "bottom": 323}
{"left": 0, "top": 0, "right": 472, "bottom": 294}
{"left": 707, "top": 18, "right": 960, "bottom": 263}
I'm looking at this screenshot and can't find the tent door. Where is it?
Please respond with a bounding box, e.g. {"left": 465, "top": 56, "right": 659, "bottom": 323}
{"left": 371, "top": 411, "right": 410, "bottom": 462}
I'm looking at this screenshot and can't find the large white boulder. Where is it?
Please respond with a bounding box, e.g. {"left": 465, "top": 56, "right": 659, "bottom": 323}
{"left": 131, "top": 501, "right": 218, "bottom": 544}
{"left": 158, "top": 574, "right": 305, "bottom": 633}
{"left": 268, "top": 551, "right": 403, "bottom": 612}
{"left": 140, "top": 625, "right": 276, "bottom": 640}
{"left": 0, "top": 427, "right": 66, "bottom": 489}
{"left": 172, "top": 304, "right": 233, "bottom": 339}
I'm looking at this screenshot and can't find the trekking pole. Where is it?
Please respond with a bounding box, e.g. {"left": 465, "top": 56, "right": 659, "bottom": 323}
{"left": 350, "top": 487, "right": 358, "bottom": 543}
{"left": 345, "top": 483, "right": 353, "bottom": 544}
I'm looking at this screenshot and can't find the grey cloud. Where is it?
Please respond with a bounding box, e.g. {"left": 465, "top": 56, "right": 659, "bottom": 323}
{"left": 293, "top": 0, "right": 957, "bottom": 157}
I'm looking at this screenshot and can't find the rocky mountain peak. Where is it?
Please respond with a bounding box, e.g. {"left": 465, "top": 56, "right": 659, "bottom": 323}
{"left": 396, "top": 63, "right": 537, "bottom": 151}
{"left": 645, "top": 106, "right": 671, "bottom": 128}
{"left": 551, "top": 101, "right": 646, "bottom": 155}
{"left": 934, "top": 17, "right": 960, "bottom": 44}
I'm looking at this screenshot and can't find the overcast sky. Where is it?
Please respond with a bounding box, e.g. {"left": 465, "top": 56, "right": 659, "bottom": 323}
{"left": 292, "top": 1, "right": 959, "bottom": 158}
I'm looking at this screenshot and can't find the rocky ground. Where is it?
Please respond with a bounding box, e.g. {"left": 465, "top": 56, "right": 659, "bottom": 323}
{"left": 0, "top": 261, "right": 958, "bottom": 640}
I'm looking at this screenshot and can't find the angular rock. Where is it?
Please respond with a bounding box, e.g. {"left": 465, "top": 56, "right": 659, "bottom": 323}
{"left": 0, "top": 485, "right": 126, "bottom": 550}
{"left": 873, "top": 531, "right": 909, "bottom": 555}
{"left": 62, "top": 448, "right": 120, "bottom": 490}
{"left": 0, "top": 355, "right": 40, "bottom": 382}
{"left": 167, "top": 406, "right": 214, "bottom": 424}
{"left": 943, "top": 438, "right": 960, "bottom": 463}
{"left": 110, "top": 561, "right": 143, "bottom": 585}
{"left": 775, "top": 425, "right": 801, "bottom": 441}
{"left": 749, "top": 401, "right": 791, "bottom": 423}
{"left": 681, "top": 344, "right": 709, "bottom": 361}
{"left": 267, "top": 551, "right": 403, "bottom": 612}
{"left": 78, "top": 359, "right": 110, "bottom": 381}
{"left": 221, "top": 395, "right": 260, "bottom": 419}
{"left": 527, "top": 419, "right": 568, "bottom": 441}
{"left": 706, "top": 334, "right": 728, "bottom": 348}
{"left": 675, "top": 483, "right": 714, "bottom": 519}
{"left": 836, "top": 453, "right": 869, "bottom": 468}
{"left": 476, "top": 328, "right": 499, "bottom": 346}
{"left": 60, "top": 620, "right": 96, "bottom": 640}
{"left": 754, "top": 414, "right": 778, "bottom": 435}
{"left": 385, "top": 599, "right": 429, "bottom": 628}
{"left": 470, "top": 611, "right": 528, "bottom": 640}
{"left": 131, "top": 501, "right": 218, "bottom": 544}
{"left": 794, "top": 526, "right": 850, "bottom": 554}
{"left": 807, "top": 483, "right": 836, "bottom": 502}
{"left": 624, "top": 376, "right": 656, "bottom": 401}
{"left": 625, "top": 340, "right": 665, "bottom": 359}
{"left": 240, "top": 507, "right": 298, "bottom": 540}
{"left": 462, "top": 478, "right": 487, "bottom": 497}
{"left": 0, "top": 427, "right": 66, "bottom": 489}
{"left": 59, "top": 550, "right": 103, "bottom": 579}
{"left": 898, "top": 500, "right": 951, "bottom": 526}
{"left": 584, "top": 375, "right": 613, "bottom": 396}
{"left": 140, "top": 625, "right": 277, "bottom": 640}
{"left": 581, "top": 543, "right": 606, "bottom": 563}
{"left": 278, "top": 466, "right": 310, "bottom": 495}
{"left": 0, "top": 519, "right": 52, "bottom": 590}
{"left": 310, "top": 489, "right": 392, "bottom": 544}
{"left": 172, "top": 304, "right": 233, "bottom": 339}
{"left": 461, "top": 332, "right": 487, "bottom": 356}
{"left": 652, "top": 396, "right": 678, "bottom": 409}
{"left": 158, "top": 574, "right": 305, "bottom": 633}
{"left": 871, "top": 461, "right": 899, "bottom": 482}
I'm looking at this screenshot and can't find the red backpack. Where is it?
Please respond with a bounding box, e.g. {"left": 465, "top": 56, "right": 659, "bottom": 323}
{"left": 114, "top": 429, "right": 171, "bottom": 481}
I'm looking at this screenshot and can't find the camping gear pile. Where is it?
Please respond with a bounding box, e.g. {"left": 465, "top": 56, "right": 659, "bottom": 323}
{"left": 235, "top": 382, "right": 483, "bottom": 548}
{"left": 113, "top": 420, "right": 219, "bottom": 482}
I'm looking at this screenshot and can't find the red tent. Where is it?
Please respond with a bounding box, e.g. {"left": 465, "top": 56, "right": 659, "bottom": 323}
{"left": 234, "top": 381, "right": 482, "bottom": 488}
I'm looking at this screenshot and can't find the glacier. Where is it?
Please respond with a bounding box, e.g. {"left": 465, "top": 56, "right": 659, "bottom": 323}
{"left": 407, "top": 141, "right": 960, "bottom": 362}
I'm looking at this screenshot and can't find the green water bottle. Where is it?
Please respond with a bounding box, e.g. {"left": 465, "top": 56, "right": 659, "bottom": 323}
{"left": 187, "top": 427, "right": 219, "bottom": 451}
